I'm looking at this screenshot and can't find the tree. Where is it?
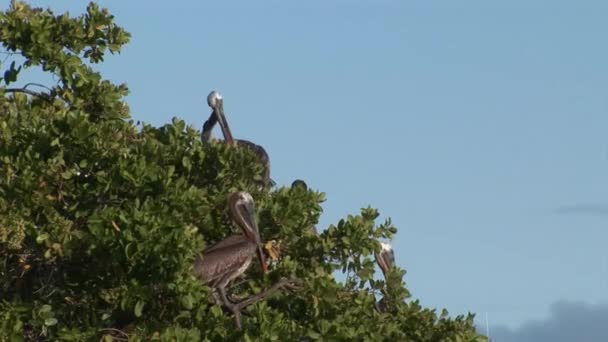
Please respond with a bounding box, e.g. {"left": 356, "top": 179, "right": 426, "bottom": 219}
{"left": 0, "top": 2, "right": 487, "bottom": 341}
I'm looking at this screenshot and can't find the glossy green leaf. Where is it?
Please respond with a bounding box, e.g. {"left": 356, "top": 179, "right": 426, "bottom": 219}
{"left": 134, "top": 300, "right": 144, "bottom": 318}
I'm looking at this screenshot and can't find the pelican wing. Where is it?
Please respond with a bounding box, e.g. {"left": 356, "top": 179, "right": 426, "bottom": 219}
{"left": 375, "top": 243, "right": 395, "bottom": 275}
{"left": 202, "top": 235, "right": 247, "bottom": 254}
{"left": 236, "top": 139, "right": 273, "bottom": 186}
{"left": 193, "top": 235, "right": 257, "bottom": 287}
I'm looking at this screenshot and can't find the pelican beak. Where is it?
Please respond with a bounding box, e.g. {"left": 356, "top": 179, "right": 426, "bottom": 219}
{"left": 257, "top": 244, "right": 268, "bottom": 273}
{"left": 214, "top": 100, "right": 235, "bottom": 145}
{"left": 248, "top": 218, "right": 268, "bottom": 273}
{"left": 234, "top": 193, "right": 268, "bottom": 274}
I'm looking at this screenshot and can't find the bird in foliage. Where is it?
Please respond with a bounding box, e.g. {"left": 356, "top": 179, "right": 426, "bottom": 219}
{"left": 193, "top": 191, "right": 268, "bottom": 326}
{"left": 375, "top": 242, "right": 395, "bottom": 312}
{"left": 290, "top": 179, "right": 319, "bottom": 235}
{"left": 202, "top": 90, "right": 274, "bottom": 187}
{"left": 375, "top": 242, "right": 395, "bottom": 277}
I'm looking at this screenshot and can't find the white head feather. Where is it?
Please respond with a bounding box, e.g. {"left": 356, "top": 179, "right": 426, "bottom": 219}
{"left": 207, "top": 90, "right": 223, "bottom": 108}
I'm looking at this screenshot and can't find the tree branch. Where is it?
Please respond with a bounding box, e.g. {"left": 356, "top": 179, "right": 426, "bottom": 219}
{"left": 235, "top": 278, "right": 299, "bottom": 311}
{"left": 99, "top": 328, "right": 129, "bottom": 341}
{"left": 4, "top": 87, "right": 53, "bottom": 101}
{"left": 216, "top": 278, "right": 300, "bottom": 330}
{"left": 22, "top": 82, "right": 53, "bottom": 92}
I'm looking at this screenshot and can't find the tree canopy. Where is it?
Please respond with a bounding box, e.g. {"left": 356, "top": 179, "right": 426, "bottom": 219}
{"left": 0, "top": 2, "right": 487, "bottom": 341}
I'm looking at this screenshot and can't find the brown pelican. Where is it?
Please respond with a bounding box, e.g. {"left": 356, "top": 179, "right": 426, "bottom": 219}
{"left": 290, "top": 179, "right": 319, "bottom": 235}
{"left": 203, "top": 91, "right": 273, "bottom": 187}
{"left": 193, "top": 191, "right": 268, "bottom": 324}
{"left": 375, "top": 242, "right": 395, "bottom": 277}
{"left": 374, "top": 242, "right": 395, "bottom": 312}
{"left": 291, "top": 179, "right": 309, "bottom": 191}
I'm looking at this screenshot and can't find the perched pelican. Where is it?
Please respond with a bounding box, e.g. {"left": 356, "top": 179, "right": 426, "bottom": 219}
{"left": 290, "top": 179, "right": 308, "bottom": 190}
{"left": 203, "top": 91, "right": 273, "bottom": 187}
{"left": 290, "top": 179, "right": 319, "bottom": 235}
{"left": 375, "top": 242, "right": 395, "bottom": 277}
{"left": 193, "top": 191, "right": 268, "bottom": 313}
{"left": 375, "top": 242, "right": 395, "bottom": 312}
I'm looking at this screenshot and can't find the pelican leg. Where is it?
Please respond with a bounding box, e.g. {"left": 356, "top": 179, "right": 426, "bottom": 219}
{"left": 219, "top": 286, "right": 242, "bottom": 330}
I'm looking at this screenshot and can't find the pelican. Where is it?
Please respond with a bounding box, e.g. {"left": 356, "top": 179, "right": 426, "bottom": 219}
{"left": 375, "top": 242, "right": 395, "bottom": 277}
{"left": 193, "top": 191, "right": 268, "bottom": 323}
{"left": 290, "top": 179, "right": 319, "bottom": 235}
{"left": 203, "top": 91, "right": 273, "bottom": 187}
{"left": 290, "top": 179, "right": 308, "bottom": 190}
{"left": 374, "top": 242, "right": 395, "bottom": 312}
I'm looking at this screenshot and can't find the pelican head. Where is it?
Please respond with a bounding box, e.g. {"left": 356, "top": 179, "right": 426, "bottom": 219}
{"left": 228, "top": 191, "right": 268, "bottom": 273}
{"left": 375, "top": 242, "right": 395, "bottom": 276}
{"left": 207, "top": 90, "right": 222, "bottom": 108}
{"left": 206, "top": 90, "right": 235, "bottom": 144}
{"left": 291, "top": 179, "right": 308, "bottom": 190}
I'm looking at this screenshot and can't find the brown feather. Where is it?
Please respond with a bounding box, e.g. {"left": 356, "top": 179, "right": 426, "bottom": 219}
{"left": 193, "top": 235, "right": 258, "bottom": 288}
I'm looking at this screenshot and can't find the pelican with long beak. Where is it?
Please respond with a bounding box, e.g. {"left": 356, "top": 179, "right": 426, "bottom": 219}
{"left": 374, "top": 242, "right": 395, "bottom": 312}
{"left": 193, "top": 192, "right": 268, "bottom": 316}
{"left": 202, "top": 91, "right": 273, "bottom": 187}
{"left": 375, "top": 242, "right": 395, "bottom": 277}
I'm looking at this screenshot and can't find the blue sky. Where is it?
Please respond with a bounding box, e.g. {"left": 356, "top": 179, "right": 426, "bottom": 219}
{"left": 9, "top": 1, "right": 608, "bottom": 338}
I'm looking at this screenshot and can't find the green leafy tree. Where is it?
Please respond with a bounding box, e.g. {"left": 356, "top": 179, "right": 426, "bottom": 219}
{"left": 0, "top": 2, "right": 487, "bottom": 341}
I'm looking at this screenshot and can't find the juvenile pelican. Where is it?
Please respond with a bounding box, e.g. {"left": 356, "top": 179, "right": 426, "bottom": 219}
{"left": 193, "top": 192, "right": 268, "bottom": 317}
{"left": 290, "top": 179, "right": 318, "bottom": 235}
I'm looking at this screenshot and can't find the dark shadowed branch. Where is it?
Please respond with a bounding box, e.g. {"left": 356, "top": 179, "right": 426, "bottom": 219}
{"left": 4, "top": 87, "right": 53, "bottom": 101}
{"left": 218, "top": 278, "right": 300, "bottom": 330}
{"left": 235, "top": 278, "right": 299, "bottom": 311}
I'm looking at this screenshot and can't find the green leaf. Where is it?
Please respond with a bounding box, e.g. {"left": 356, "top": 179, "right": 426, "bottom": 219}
{"left": 36, "top": 233, "right": 49, "bottom": 244}
{"left": 180, "top": 294, "right": 193, "bottom": 310}
{"left": 134, "top": 300, "right": 144, "bottom": 317}
{"left": 306, "top": 330, "right": 321, "bottom": 339}
{"left": 44, "top": 318, "right": 58, "bottom": 326}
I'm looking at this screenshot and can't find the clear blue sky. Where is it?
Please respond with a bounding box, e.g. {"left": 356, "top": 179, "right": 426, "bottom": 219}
{"left": 11, "top": 1, "right": 608, "bottom": 338}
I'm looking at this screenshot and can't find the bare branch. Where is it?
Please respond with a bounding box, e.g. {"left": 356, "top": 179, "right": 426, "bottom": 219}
{"left": 235, "top": 278, "right": 298, "bottom": 311}
{"left": 99, "top": 328, "right": 129, "bottom": 342}
{"left": 214, "top": 278, "right": 301, "bottom": 330}
{"left": 23, "top": 82, "right": 53, "bottom": 92}
{"left": 4, "top": 87, "right": 53, "bottom": 101}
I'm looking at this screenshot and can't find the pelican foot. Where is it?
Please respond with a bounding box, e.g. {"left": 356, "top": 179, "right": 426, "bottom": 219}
{"left": 219, "top": 286, "right": 242, "bottom": 330}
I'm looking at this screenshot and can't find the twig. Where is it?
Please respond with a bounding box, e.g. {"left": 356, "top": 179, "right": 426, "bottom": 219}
{"left": 4, "top": 87, "right": 53, "bottom": 101}
{"left": 99, "top": 328, "right": 128, "bottom": 342}
{"left": 42, "top": 288, "right": 56, "bottom": 298}
{"left": 235, "top": 278, "right": 297, "bottom": 311}
{"left": 22, "top": 82, "right": 53, "bottom": 92}
{"left": 216, "top": 278, "right": 300, "bottom": 330}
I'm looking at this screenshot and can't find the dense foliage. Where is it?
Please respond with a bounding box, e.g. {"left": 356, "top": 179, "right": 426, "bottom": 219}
{"left": 0, "top": 2, "right": 487, "bottom": 341}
